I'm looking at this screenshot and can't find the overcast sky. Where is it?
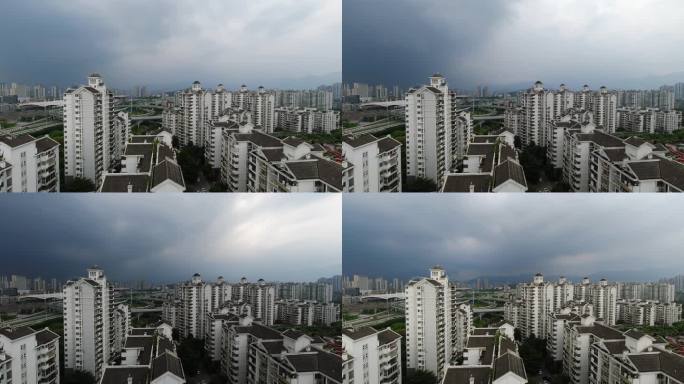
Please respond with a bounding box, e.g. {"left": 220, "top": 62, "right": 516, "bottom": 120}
{"left": 343, "top": 194, "right": 684, "bottom": 283}
{"left": 0, "top": 0, "right": 341, "bottom": 90}
{"left": 343, "top": 0, "right": 684, "bottom": 91}
{"left": 1, "top": 195, "right": 341, "bottom": 284}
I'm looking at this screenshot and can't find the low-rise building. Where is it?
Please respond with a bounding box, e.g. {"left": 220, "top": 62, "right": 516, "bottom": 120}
{"left": 342, "top": 326, "right": 402, "bottom": 384}
{"left": 441, "top": 130, "right": 527, "bottom": 192}
{"left": 99, "top": 135, "right": 185, "bottom": 192}
{"left": 342, "top": 133, "right": 402, "bottom": 192}
{"left": 0, "top": 133, "right": 60, "bottom": 192}
{"left": 0, "top": 326, "right": 60, "bottom": 384}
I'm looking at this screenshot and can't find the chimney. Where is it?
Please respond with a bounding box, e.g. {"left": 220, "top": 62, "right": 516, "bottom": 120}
{"left": 0, "top": 347, "right": 5, "bottom": 361}
{"left": 469, "top": 182, "right": 475, "bottom": 193}
{"left": 127, "top": 182, "right": 133, "bottom": 193}
{"left": 469, "top": 374, "right": 475, "bottom": 384}
{"left": 127, "top": 373, "right": 133, "bottom": 384}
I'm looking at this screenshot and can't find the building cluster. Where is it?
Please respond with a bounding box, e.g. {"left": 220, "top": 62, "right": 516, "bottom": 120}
{"left": 440, "top": 322, "right": 527, "bottom": 384}
{"left": 341, "top": 133, "right": 403, "bottom": 192}
{"left": 98, "top": 132, "right": 186, "bottom": 192}
{"left": 0, "top": 81, "right": 62, "bottom": 101}
{"left": 62, "top": 267, "right": 133, "bottom": 379}
{"left": 275, "top": 89, "right": 335, "bottom": 111}
{"left": 504, "top": 275, "right": 681, "bottom": 341}
{"left": 162, "top": 275, "right": 339, "bottom": 340}
{"left": 441, "top": 128, "right": 528, "bottom": 192}
{"left": 207, "top": 115, "right": 342, "bottom": 192}
{"left": 274, "top": 107, "right": 339, "bottom": 133}
{"left": 342, "top": 83, "right": 403, "bottom": 102}
{"left": 342, "top": 275, "right": 406, "bottom": 294}
{"left": 0, "top": 275, "right": 61, "bottom": 294}
{"left": 545, "top": 110, "right": 684, "bottom": 192}
{"left": 203, "top": 314, "right": 342, "bottom": 384}
{"left": 404, "top": 267, "right": 474, "bottom": 377}
{"left": 162, "top": 82, "right": 338, "bottom": 148}
{"left": 404, "top": 75, "right": 474, "bottom": 186}
{"left": 342, "top": 326, "right": 403, "bottom": 384}
{"left": 0, "top": 133, "right": 60, "bottom": 192}
{"left": 98, "top": 324, "right": 186, "bottom": 384}
{"left": 546, "top": 313, "right": 684, "bottom": 384}
{"left": 0, "top": 325, "right": 60, "bottom": 384}
{"left": 616, "top": 108, "right": 681, "bottom": 133}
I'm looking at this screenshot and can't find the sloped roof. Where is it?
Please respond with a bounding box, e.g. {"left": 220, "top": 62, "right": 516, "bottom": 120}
{"left": 100, "top": 174, "right": 149, "bottom": 192}
{"left": 343, "top": 134, "right": 378, "bottom": 148}
{"left": 35, "top": 136, "right": 59, "bottom": 153}
{"left": 494, "top": 352, "right": 527, "bottom": 380}
{"left": 493, "top": 160, "right": 527, "bottom": 189}
{"left": 442, "top": 174, "right": 491, "bottom": 192}
{"left": 151, "top": 160, "right": 185, "bottom": 189}
{"left": 151, "top": 351, "right": 184, "bottom": 381}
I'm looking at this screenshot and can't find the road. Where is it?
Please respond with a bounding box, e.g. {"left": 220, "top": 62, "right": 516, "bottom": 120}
{"left": 0, "top": 312, "right": 62, "bottom": 329}
{"left": 343, "top": 311, "right": 403, "bottom": 330}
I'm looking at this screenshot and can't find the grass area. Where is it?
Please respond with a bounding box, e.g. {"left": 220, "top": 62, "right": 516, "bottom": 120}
{"left": 0, "top": 118, "right": 17, "bottom": 129}
{"left": 274, "top": 128, "right": 342, "bottom": 146}
{"left": 32, "top": 316, "right": 64, "bottom": 335}
{"left": 273, "top": 322, "right": 342, "bottom": 339}
{"left": 629, "top": 321, "right": 684, "bottom": 338}
{"left": 474, "top": 120, "right": 503, "bottom": 135}
{"left": 614, "top": 128, "right": 684, "bottom": 145}
{"left": 374, "top": 317, "right": 406, "bottom": 335}
{"left": 343, "top": 313, "right": 359, "bottom": 321}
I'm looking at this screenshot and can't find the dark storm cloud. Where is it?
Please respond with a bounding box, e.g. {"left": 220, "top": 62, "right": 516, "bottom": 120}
{"left": 343, "top": 0, "right": 512, "bottom": 89}
{"left": 0, "top": 1, "right": 341, "bottom": 89}
{"left": 343, "top": 194, "right": 684, "bottom": 282}
{"left": 1, "top": 195, "right": 341, "bottom": 283}
{"left": 343, "top": 0, "right": 684, "bottom": 90}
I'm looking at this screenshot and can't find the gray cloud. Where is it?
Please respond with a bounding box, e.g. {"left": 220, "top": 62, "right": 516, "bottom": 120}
{"left": 343, "top": 0, "right": 684, "bottom": 90}
{"left": 343, "top": 194, "right": 684, "bottom": 282}
{"left": 0, "top": 0, "right": 341, "bottom": 89}
{"left": 1, "top": 195, "right": 341, "bottom": 283}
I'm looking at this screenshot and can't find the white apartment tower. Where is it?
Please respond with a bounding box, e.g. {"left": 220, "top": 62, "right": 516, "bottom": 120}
{"left": 63, "top": 74, "right": 114, "bottom": 184}
{"left": 177, "top": 273, "right": 213, "bottom": 339}
{"left": 62, "top": 266, "right": 114, "bottom": 380}
{"left": 405, "top": 266, "right": 472, "bottom": 379}
{"left": 405, "top": 75, "right": 471, "bottom": 186}
{"left": 0, "top": 326, "right": 60, "bottom": 384}
{"left": 591, "top": 279, "right": 618, "bottom": 325}
{"left": 519, "top": 81, "right": 555, "bottom": 147}
{"left": 342, "top": 326, "right": 402, "bottom": 384}
{"left": 253, "top": 86, "right": 275, "bottom": 133}
{"left": 593, "top": 87, "right": 618, "bottom": 133}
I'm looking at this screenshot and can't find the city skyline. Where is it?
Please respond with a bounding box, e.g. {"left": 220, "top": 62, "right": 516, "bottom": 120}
{"left": 343, "top": 194, "right": 684, "bottom": 281}
{"left": 1, "top": 194, "right": 341, "bottom": 283}
{"left": 344, "top": 0, "right": 684, "bottom": 90}
{"left": 0, "top": 0, "right": 341, "bottom": 89}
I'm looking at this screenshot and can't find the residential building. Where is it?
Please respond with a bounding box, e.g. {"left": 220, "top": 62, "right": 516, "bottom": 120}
{"left": 63, "top": 74, "right": 115, "bottom": 184}
{"left": 441, "top": 130, "right": 527, "bottom": 192}
{"left": 405, "top": 75, "right": 472, "bottom": 186}
{"left": 63, "top": 266, "right": 116, "bottom": 379}
{"left": 405, "top": 266, "right": 473, "bottom": 379}
{"left": 0, "top": 326, "right": 60, "bottom": 384}
{"left": 441, "top": 327, "right": 526, "bottom": 384}
{"left": 342, "top": 133, "right": 402, "bottom": 192}
{"left": 98, "top": 135, "right": 185, "bottom": 192}
{"left": 99, "top": 329, "right": 185, "bottom": 384}
{"left": 342, "top": 326, "right": 402, "bottom": 384}
{"left": 0, "top": 134, "right": 60, "bottom": 192}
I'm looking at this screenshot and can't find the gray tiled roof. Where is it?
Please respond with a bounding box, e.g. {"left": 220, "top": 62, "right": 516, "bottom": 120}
{"left": 100, "top": 174, "right": 149, "bottom": 192}
{"left": 151, "top": 160, "right": 185, "bottom": 189}
{"left": 151, "top": 351, "right": 184, "bottom": 381}
{"left": 494, "top": 352, "right": 527, "bottom": 380}
{"left": 493, "top": 160, "right": 527, "bottom": 189}
{"left": 442, "top": 174, "right": 491, "bottom": 192}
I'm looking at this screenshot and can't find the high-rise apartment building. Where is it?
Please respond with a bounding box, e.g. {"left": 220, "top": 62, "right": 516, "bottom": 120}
{"left": 0, "top": 134, "right": 60, "bottom": 192}
{"left": 0, "top": 326, "right": 60, "bottom": 384}
{"left": 342, "top": 326, "right": 402, "bottom": 384}
{"left": 63, "top": 74, "right": 115, "bottom": 184}
{"left": 405, "top": 75, "right": 472, "bottom": 186}
{"left": 62, "top": 266, "right": 115, "bottom": 379}
{"left": 405, "top": 266, "right": 472, "bottom": 379}
{"left": 342, "top": 133, "right": 402, "bottom": 192}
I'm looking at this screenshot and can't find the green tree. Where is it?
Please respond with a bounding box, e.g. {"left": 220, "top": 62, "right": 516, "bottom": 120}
{"left": 62, "top": 177, "right": 96, "bottom": 192}
{"left": 62, "top": 369, "right": 96, "bottom": 384}
{"left": 406, "top": 369, "right": 439, "bottom": 384}
{"left": 403, "top": 177, "right": 438, "bottom": 192}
